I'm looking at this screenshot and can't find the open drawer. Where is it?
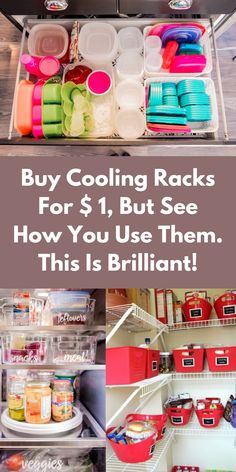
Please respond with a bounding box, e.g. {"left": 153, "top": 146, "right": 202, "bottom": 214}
{"left": 6, "top": 16, "right": 232, "bottom": 146}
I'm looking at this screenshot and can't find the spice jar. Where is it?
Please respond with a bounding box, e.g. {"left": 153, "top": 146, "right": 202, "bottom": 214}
{"left": 8, "top": 379, "right": 25, "bottom": 421}
{"left": 52, "top": 380, "right": 73, "bottom": 422}
{"left": 25, "top": 381, "right": 51, "bottom": 424}
{"left": 159, "top": 352, "right": 173, "bottom": 373}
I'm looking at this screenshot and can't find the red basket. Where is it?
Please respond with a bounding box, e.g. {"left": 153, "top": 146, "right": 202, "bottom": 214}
{"left": 173, "top": 348, "right": 205, "bottom": 373}
{"left": 125, "top": 413, "right": 167, "bottom": 440}
{"left": 107, "top": 427, "right": 157, "bottom": 463}
{"left": 182, "top": 297, "right": 212, "bottom": 322}
{"left": 214, "top": 293, "right": 236, "bottom": 322}
{"left": 206, "top": 346, "right": 236, "bottom": 372}
{"left": 106, "top": 347, "right": 147, "bottom": 385}
{"left": 165, "top": 405, "right": 194, "bottom": 426}
{"left": 195, "top": 398, "right": 224, "bottom": 428}
{"left": 146, "top": 350, "right": 160, "bottom": 379}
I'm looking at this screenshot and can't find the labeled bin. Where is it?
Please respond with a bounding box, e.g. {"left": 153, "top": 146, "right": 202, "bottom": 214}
{"left": 206, "top": 346, "right": 236, "bottom": 372}
{"left": 125, "top": 413, "right": 167, "bottom": 440}
{"left": 107, "top": 426, "right": 157, "bottom": 463}
{"left": 2, "top": 335, "right": 48, "bottom": 364}
{"left": 214, "top": 293, "right": 236, "bottom": 322}
{"left": 106, "top": 347, "right": 147, "bottom": 385}
{"left": 165, "top": 405, "right": 194, "bottom": 426}
{"left": 146, "top": 349, "right": 160, "bottom": 378}
{"left": 182, "top": 297, "right": 212, "bottom": 322}
{"left": 173, "top": 347, "right": 205, "bottom": 373}
{"left": 196, "top": 398, "right": 224, "bottom": 428}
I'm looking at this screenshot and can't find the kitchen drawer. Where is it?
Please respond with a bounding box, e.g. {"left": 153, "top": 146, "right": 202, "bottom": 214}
{"left": 0, "top": 0, "right": 117, "bottom": 16}
{"left": 119, "top": 0, "right": 236, "bottom": 15}
{"left": 7, "top": 17, "right": 230, "bottom": 147}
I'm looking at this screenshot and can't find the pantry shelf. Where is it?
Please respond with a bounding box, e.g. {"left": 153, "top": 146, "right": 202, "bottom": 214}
{"left": 106, "top": 304, "right": 168, "bottom": 344}
{"left": 168, "top": 317, "right": 236, "bottom": 331}
{"left": 106, "top": 429, "right": 174, "bottom": 472}
{"left": 0, "top": 364, "right": 105, "bottom": 371}
{"left": 0, "top": 325, "right": 106, "bottom": 333}
{"left": 171, "top": 419, "right": 236, "bottom": 436}
{"left": 172, "top": 371, "right": 236, "bottom": 381}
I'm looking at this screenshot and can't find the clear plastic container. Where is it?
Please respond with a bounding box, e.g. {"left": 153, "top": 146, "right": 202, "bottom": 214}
{"left": 145, "top": 35, "right": 162, "bottom": 52}
{"left": 115, "top": 80, "right": 144, "bottom": 109}
{"left": 1, "top": 296, "right": 44, "bottom": 326}
{"left": 52, "top": 335, "right": 97, "bottom": 364}
{"left": 48, "top": 291, "right": 95, "bottom": 326}
{"left": 2, "top": 335, "right": 48, "bottom": 364}
{"left": 79, "top": 22, "right": 118, "bottom": 64}
{"left": 118, "top": 27, "right": 143, "bottom": 53}
{"left": 145, "top": 52, "right": 163, "bottom": 73}
{"left": 115, "top": 109, "right": 145, "bottom": 139}
{"left": 116, "top": 51, "right": 144, "bottom": 82}
{"left": 159, "top": 352, "right": 173, "bottom": 373}
{"left": 28, "top": 24, "right": 69, "bottom": 59}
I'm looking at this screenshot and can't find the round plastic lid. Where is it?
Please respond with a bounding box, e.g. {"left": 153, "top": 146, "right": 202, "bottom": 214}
{"left": 87, "top": 70, "right": 112, "bottom": 95}
{"left": 39, "top": 56, "right": 60, "bottom": 77}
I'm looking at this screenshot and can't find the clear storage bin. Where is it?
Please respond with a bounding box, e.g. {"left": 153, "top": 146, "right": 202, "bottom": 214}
{"left": 2, "top": 335, "right": 48, "bottom": 364}
{"left": 52, "top": 335, "right": 97, "bottom": 364}
{"left": 48, "top": 291, "right": 95, "bottom": 326}
{"left": 0, "top": 296, "right": 44, "bottom": 326}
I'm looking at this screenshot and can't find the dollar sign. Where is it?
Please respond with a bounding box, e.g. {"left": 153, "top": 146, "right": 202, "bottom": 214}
{"left": 80, "top": 194, "right": 92, "bottom": 217}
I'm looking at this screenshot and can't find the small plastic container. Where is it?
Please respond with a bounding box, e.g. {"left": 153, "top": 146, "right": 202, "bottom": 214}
{"left": 116, "top": 51, "right": 143, "bottom": 81}
{"left": 28, "top": 24, "right": 69, "bottom": 60}
{"left": 14, "top": 80, "right": 34, "bottom": 136}
{"left": 86, "top": 70, "right": 112, "bottom": 96}
{"left": 115, "top": 80, "right": 144, "bottom": 109}
{"left": 106, "top": 347, "right": 147, "bottom": 385}
{"left": 206, "top": 346, "right": 236, "bottom": 372}
{"left": 115, "top": 109, "right": 145, "bottom": 139}
{"left": 48, "top": 291, "right": 95, "bottom": 326}
{"left": 2, "top": 335, "right": 48, "bottom": 364}
{"left": 145, "top": 35, "right": 162, "bottom": 52}
{"left": 159, "top": 352, "right": 173, "bottom": 373}
{"left": 79, "top": 22, "right": 118, "bottom": 64}
{"left": 39, "top": 56, "right": 61, "bottom": 78}
{"left": 173, "top": 347, "right": 205, "bottom": 373}
{"left": 214, "top": 293, "right": 236, "bottom": 322}
{"left": 145, "top": 52, "right": 163, "bottom": 73}
{"left": 118, "top": 27, "right": 143, "bottom": 53}
{"left": 52, "top": 335, "right": 97, "bottom": 364}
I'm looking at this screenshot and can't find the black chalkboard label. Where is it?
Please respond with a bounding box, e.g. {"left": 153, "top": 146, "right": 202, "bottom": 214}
{"left": 203, "top": 418, "right": 214, "bottom": 425}
{"left": 152, "top": 361, "right": 158, "bottom": 371}
{"left": 223, "top": 305, "right": 236, "bottom": 315}
{"left": 190, "top": 308, "right": 202, "bottom": 318}
{"left": 183, "top": 358, "right": 195, "bottom": 367}
{"left": 171, "top": 416, "right": 183, "bottom": 424}
{"left": 216, "top": 356, "right": 229, "bottom": 366}
{"left": 149, "top": 444, "right": 156, "bottom": 455}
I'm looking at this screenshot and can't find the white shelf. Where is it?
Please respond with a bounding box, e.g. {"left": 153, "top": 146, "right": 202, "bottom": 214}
{"left": 172, "top": 371, "right": 236, "bottom": 381}
{"left": 107, "top": 374, "right": 172, "bottom": 395}
{"left": 0, "top": 363, "right": 105, "bottom": 370}
{"left": 0, "top": 325, "right": 105, "bottom": 333}
{"left": 171, "top": 418, "right": 236, "bottom": 436}
{"left": 168, "top": 318, "right": 236, "bottom": 331}
{"left": 106, "top": 429, "right": 174, "bottom": 472}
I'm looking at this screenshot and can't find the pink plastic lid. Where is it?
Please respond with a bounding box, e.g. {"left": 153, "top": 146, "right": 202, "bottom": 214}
{"left": 39, "top": 56, "right": 60, "bottom": 78}
{"left": 86, "top": 70, "right": 112, "bottom": 95}
{"left": 170, "top": 55, "right": 206, "bottom": 73}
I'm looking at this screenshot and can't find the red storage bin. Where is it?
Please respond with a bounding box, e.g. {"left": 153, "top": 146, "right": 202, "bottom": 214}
{"left": 165, "top": 405, "right": 194, "bottom": 426}
{"left": 106, "top": 347, "right": 147, "bottom": 385}
{"left": 206, "top": 346, "right": 236, "bottom": 372}
{"left": 107, "top": 427, "right": 157, "bottom": 463}
{"left": 214, "top": 293, "right": 236, "bottom": 322}
{"left": 182, "top": 297, "right": 212, "bottom": 322}
{"left": 196, "top": 398, "right": 224, "bottom": 428}
{"left": 173, "top": 347, "right": 205, "bottom": 373}
{"left": 125, "top": 413, "right": 167, "bottom": 440}
{"left": 146, "top": 350, "right": 160, "bottom": 378}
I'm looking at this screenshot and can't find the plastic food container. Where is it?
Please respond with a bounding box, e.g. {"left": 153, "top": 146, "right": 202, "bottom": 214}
{"left": 107, "top": 426, "right": 157, "bottom": 463}
{"left": 2, "top": 335, "right": 48, "bottom": 364}
{"left": 118, "top": 27, "right": 143, "bottom": 53}
{"left": 145, "top": 35, "right": 162, "bottom": 52}
{"left": 159, "top": 352, "right": 173, "bottom": 373}
{"left": 196, "top": 398, "right": 224, "bottom": 428}
{"left": 146, "top": 349, "right": 160, "bottom": 378}
{"left": 28, "top": 24, "right": 69, "bottom": 59}
{"left": 173, "top": 347, "right": 205, "bottom": 373}
{"left": 115, "top": 80, "right": 144, "bottom": 109}
{"left": 14, "top": 80, "right": 34, "bottom": 136}
{"left": 145, "top": 52, "right": 163, "bottom": 73}
{"left": 52, "top": 335, "right": 97, "bottom": 364}
{"left": 165, "top": 404, "right": 194, "bottom": 426}
{"left": 116, "top": 51, "right": 144, "bottom": 81}
{"left": 48, "top": 291, "right": 95, "bottom": 325}
{"left": 214, "top": 293, "right": 236, "bottom": 322}
{"left": 79, "top": 22, "right": 118, "bottom": 64}
{"left": 126, "top": 413, "right": 167, "bottom": 440}
{"left": 115, "top": 109, "right": 145, "bottom": 139}
{"left": 206, "top": 346, "right": 236, "bottom": 372}
{"left": 182, "top": 297, "right": 213, "bottom": 322}
{"left": 106, "top": 347, "right": 147, "bottom": 385}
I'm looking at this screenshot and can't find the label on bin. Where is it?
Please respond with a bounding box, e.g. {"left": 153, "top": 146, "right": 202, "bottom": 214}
{"left": 203, "top": 418, "right": 214, "bottom": 426}
{"left": 182, "top": 358, "right": 195, "bottom": 367}
{"left": 171, "top": 416, "right": 183, "bottom": 424}
{"left": 149, "top": 444, "right": 156, "bottom": 456}
{"left": 223, "top": 305, "right": 236, "bottom": 315}
{"left": 216, "top": 356, "right": 229, "bottom": 366}
{"left": 190, "top": 308, "right": 202, "bottom": 318}
{"left": 152, "top": 360, "right": 158, "bottom": 371}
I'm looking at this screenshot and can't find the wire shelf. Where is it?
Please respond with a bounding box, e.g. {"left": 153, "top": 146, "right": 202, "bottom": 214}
{"left": 107, "top": 373, "right": 172, "bottom": 394}
{"left": 171, "top": 418, "right": 236, "bottom": 436}
{"left": 172, "top": 371, "right": 236, "bottom": 381}
{"left": 106, "top": 430, "right": 174, "bottom": 472}
{"left": 168, "top": 318, "right": 236, "bottom": 331}
{"left": 107, "top": 304, "right": 168, "bottom": 334}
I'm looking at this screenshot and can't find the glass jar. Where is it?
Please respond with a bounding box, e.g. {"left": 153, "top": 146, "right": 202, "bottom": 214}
{"left": 25, "top": 381, "right": 51, "bottom": 424}
{"left": 52, "top": 380, "right": 73, "bottom": 422}
{"left": 159, "top": 352, "right": 173, "bottom": 373}
{"left": 8, "top": 379, "right": 25, "bottom": 421}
